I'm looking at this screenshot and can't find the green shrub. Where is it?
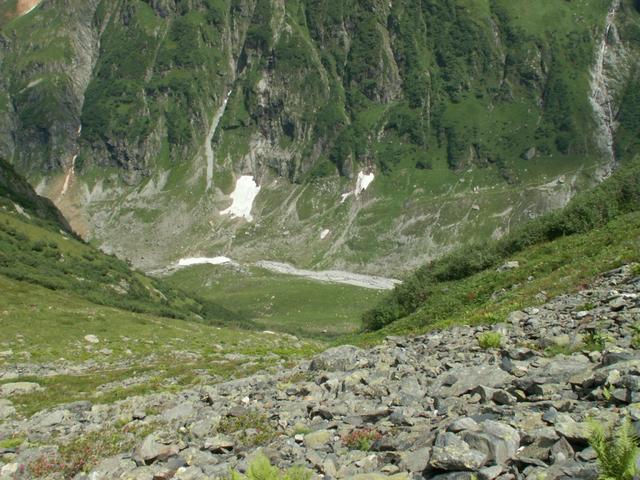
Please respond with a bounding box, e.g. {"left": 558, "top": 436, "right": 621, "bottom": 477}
{"left": 589, "top": 418, "right": 639, "bottom": 480}
{"left": 584, "top": 330, "right": 608, "bottom": 352}
{"left": 230, "top": 454, "right": 311, "bottom": 480}
{"left": 477, "top": 331, "right": 502, "bottom": 349}
{"left": 342, "top": 428, "right": 382, "bottom": 451}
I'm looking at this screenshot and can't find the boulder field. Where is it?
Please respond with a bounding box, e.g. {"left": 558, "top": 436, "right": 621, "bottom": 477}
{"left": 1, "top": 265, "right": 639, "bottom": 479}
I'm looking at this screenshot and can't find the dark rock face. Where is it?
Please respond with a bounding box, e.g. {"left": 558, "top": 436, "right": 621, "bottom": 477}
{"left": 1, "top": 265, "right": 639, "bottom": 479}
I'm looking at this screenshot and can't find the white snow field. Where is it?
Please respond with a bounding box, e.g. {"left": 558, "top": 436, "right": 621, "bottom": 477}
{"left": 177, "top": 257, "right": 233, "bottom": 267}
{"left": 221, "top": 176, "right": 261, "bottom": 221}
{"left": 255, "top": 261, "right": 401, "bottom": 290}
{"left": 355, "top": 171, "right": 375, "bottom": 195}
{"left": 340, "top": 171, "right": 375, "bottom": 203}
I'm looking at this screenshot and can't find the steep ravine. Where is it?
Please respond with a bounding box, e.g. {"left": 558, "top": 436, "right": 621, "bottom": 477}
{"left": 589, "top": 0, "right": 621, "bottom": 172}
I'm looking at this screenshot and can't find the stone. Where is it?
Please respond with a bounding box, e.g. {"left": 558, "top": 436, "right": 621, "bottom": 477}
{"left": 343, "top": 474, "right": 409, "bottom": 480}
{"left": 479, "top": 465, "right": 504, "bottom": 480}
{"left": 448, "top": 417, "right": 479, "bottom": 433}
{"left": 610, "top": 297, "right": 627, "bottom": 312}
{"left": 550, "top": 437, "right": 574, "bottom": 464}
{"left": 162, "top": 402, "right": 195, "bottom": 423}
{"left": 309, "top": 346, "right": 365, "bottom": 372}
{"left": 35, "top": 410, "right": 69, "bottom": 427}
{"left": 304, "top": 429, "right": 332, "bottom": 449}
{"left": 522, "top": 147, "right": 537, "bottom": 160}
{"left": 84, "top": 334, "right": 100, "bottom": 344}
{"left": 174, "top": 466, "right": 206, "bottom": 480}
{"left": 462, "top": 421, "right": 520, "bottom": 466}
{"left": 498, "top": 261, "right": 520, "bottom": 272}
{"left": 431, "top": 365, "right": 512, "bottom": 398}
{"left": 493, "top": 390, "right": 517, "bottom": 406}
{"left": 136, "top": 435, "right": 179, "bottom": 464}
{"left": 0, "top": 382, "right": 43, "bottom": 397}
{"left": 430, "top": 432, "right": 488, "bottom": 471}
{"left": 399, "top": 447, "right": 431, "bottom": 472}
{"left": 554, "top": 414, "right": 590, "bottom": 445}
{"left": 204, "top": 435, "right": 234, "bottom": 454}
{"left": 0, "top": 399, "right": 16, "bottom": 419}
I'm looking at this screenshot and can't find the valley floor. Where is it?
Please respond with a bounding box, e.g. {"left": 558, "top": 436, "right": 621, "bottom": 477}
{"left": 1, "top": 264, "right": 639, "bottom": 479}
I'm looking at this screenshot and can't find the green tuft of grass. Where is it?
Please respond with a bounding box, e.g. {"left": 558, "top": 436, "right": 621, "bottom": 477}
{"left": 477, "top": 331, "right": 503, "bottom": 350}
{"left": 230, "top": 454, "right": 311, "bottom": 480}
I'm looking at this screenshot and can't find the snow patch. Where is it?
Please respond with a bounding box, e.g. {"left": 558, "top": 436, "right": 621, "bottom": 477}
{"left": 177, "top": 257, "right": 233, "bottom": 267}
{"left": 24, "top": 78, "right": 43, "bottom": 91}
{"left": 60, "top": 155, "right": 77, "bottom": 197}
{"left": 255, "top": 261, "right": 401, "bottom": 290}
{"left": 13, "top": 203, "right": 30, "bottom": 219}
{"left": 340, "top": 171, "right": 375, "bottom": 203}
{"left": 320, "top": 229, "right": 330, "bottom": 240}
{"left": 221, "top": 176, "right": 261, "bottom": 222}
{"left": 356, "top": 171, "right": 375, "bottom": 195}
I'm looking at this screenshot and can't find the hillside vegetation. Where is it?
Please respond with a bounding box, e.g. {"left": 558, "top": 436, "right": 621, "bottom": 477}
{"left": 360, "top": 157, "right": 640, "bottom": 337}
{"left": 0, "top": 160, "right": 317, "bottom": 415}
{"left": 0, "top": 158, "right": 245, "bottom": 325}
{"left": 1, "top": 0, "right": 638, "bottom": 275}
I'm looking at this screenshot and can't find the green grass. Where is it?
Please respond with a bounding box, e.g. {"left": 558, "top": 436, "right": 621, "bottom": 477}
{"left": 164, "top": 265, "right": 382, "bottom": 339}
{"left": 477, "top": 332, "right": 503, "bottom": 350}
{"left": 0, "top": 275, "right": 319, "bottom": 416}
{"left": 363, "top": 160, "right": 640, "bottom": 331}
{"left": 0, "top": 207, "right": 242, "bottom": 326}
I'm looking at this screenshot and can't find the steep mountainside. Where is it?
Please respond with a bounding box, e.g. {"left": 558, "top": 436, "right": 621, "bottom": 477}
{"left": 0, "top": 158, "right": 243, "bottom": 326}
{"left": 0, "top": 0, "right": 639, "bottom": 274}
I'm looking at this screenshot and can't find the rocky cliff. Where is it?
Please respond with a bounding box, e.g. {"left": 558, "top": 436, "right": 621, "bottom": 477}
{"left": 0, "top": 0, "right": 639, "bottom": 273}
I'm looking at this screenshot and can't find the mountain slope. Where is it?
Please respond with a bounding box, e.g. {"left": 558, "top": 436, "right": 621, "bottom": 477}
{"left": 359, "top": 158, "right": 640, "bottom": 338}
{"left": 0, "top": 0, "right": 639, "bottom": 274}
{"left": 0, "top": 158, "right": 243, "bottom": 325}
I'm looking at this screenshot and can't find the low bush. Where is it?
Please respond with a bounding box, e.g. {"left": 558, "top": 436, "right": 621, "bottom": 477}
{"left": 342, "top": 428, "right": 382, "bottom": 451}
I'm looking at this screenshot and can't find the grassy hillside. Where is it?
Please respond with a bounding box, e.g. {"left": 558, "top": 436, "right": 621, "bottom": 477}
{"left": 0, "top": 275, "right": 318, "bottom": 416}
{"left": 358, "top": 158, "right": 640, "bottom": 339}
{"left": 0, "top": 161, "right": 318, "bottom": 416}
{"left": 0, "top": 158, "right": 252, "bottom": 326}
{"left": 164, "top": 265, "right": 382, "bottom": 339}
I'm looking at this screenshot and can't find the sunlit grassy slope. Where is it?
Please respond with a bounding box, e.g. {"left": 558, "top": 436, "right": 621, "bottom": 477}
{"left": 164, "top": 265, "right": 382, "bottom": 339}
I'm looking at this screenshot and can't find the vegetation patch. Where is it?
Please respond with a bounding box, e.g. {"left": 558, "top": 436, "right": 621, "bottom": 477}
{"left": 477, "top": 332, "right": 503, "bottom": 350}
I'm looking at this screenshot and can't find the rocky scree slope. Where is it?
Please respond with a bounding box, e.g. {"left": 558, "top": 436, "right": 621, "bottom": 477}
{"left": 1, "top": 264, "right": 640, "bottom": 479}
{"left": 1, "top": 0, "right": 639, "bottom": 273}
